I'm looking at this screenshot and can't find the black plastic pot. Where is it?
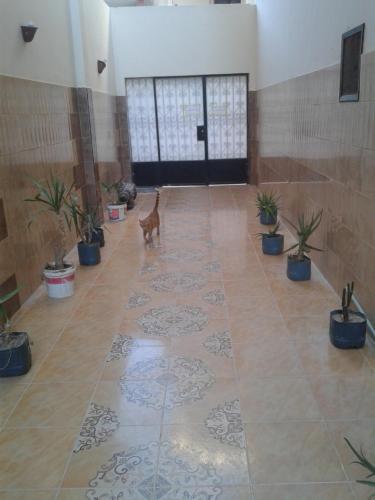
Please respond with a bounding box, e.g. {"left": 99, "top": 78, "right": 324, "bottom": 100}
{"left": 259, "top": 209, "right": 277, "bottom": 225}
{"left": 0, "top": 332, "right": 32, "bottom": 377}
{"left": 78, "top": 241, "right": 101, "bottom": 266}
{"left": 262, "top": 234, "right": 284, "bottom": 255}
{"left": 92, "top": 227, "right": 105, "bottom": 248}
{"left": 287, "top": 255, "right": 311, "bottom": 281}
{"left": 330, "top": 309, "right": 367, "bottom": 349}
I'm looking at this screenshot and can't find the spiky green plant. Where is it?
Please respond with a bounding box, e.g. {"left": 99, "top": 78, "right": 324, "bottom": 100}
{"left": 0, "top": 286, "right": 21, "bottom": 333}
{"left": 258, "top": 221, "right": 281, "bottom": 238}
{"left": 65, "top": 194, "right": 97, "bottom": 245}
{"left": 283, "top": 210, "right": 323, "bottom": 261}
{"left": 101, "top": 181, "right": 119, "bottom": 204}
{"left": 345, "top": 438, "right": 375, "bottom": 498}
{"left": 256, "top": 192, "right": 280, "bottom": 219}
{"left": 342, "top": 282, "right": 354, "bottom": 322}
{"left": 25, "top": 176, "right": 73, "bottom": 270}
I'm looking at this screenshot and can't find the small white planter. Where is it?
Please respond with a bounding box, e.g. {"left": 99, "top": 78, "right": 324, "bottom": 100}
{"left": 43, "top": 265, "right": 75, "bottom": 299}
{"left": 107, "top": 203, "right": 126, "bottom": 222}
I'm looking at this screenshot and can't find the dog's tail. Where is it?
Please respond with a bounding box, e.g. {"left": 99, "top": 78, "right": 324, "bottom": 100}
{"left": 154, "top": 190, "right": 160, "bottom": 211}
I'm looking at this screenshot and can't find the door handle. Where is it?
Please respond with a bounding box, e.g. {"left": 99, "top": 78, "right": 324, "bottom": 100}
{"left": 197, "top": 125, "right": 206, "bottom": 141}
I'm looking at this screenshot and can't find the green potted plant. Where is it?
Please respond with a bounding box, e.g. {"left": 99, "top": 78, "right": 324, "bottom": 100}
{"left": 345, "top": 438, "right": 375, "bottom": 498}
{"left": 256, "top": 191, "right": 280, "bottom": 225}
{"left": 25, "top": 176, "right": 75, "bottom": 299}
{"left": 258, "top": 221, "right": 284, "bottom": 255}
{"left": 0, "top": 286, "right": 32, "bottom": 377}
{"left": 102, "top": 181, "right": 126, "bottom": 222}
{"left": 66, "top": 194, "right": 101, "bottom": 266}
{"left": 283, "top": 210, "right": 323, "bottom": 281}
{"left": 330, "top": 282, "right": 367, "bottom": 349}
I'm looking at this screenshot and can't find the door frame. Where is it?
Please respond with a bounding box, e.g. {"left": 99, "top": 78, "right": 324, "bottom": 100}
{"left": 126, "top": 73, "right": 249, "bottom": 186}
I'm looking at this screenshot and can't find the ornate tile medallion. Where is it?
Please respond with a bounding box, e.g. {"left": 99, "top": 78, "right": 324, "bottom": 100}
{"left": 205, "top": 399, "right": 245, "bottom": 449}
{"left": 137, "top": 305, "right": 208, "bottom": 337}
{"left": 203, "top": 261, "right": 221, "bottom": 273}
{"left": 107, "top": 335, "right": 139, "bottom": 362}
{"left": 203, "top": 331, "right": 233, "bottom": 358}
{"left": 88, "top": 440, "right": 222, "bottom": 497}
{"left": 151, "top": 272, "right": 207, "bottom": 293}
{"left": 202, "top": 289, "right": 225, "bottom": 306}
{"left": 120, "top": 356, "right": 215, "bottom": 410}
{"left": 159, "top": 248, "right": 206, "bottom": 263}
{"left": 127, "top": 292, "right": 152, "bottom": 309}
{"left": 74, "top": 403, "right": 120, "bottom": 453}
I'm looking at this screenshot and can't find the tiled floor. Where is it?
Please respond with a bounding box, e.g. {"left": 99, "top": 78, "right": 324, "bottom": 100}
{"left": 0, "top": 185, "right": 374, "bottom": 500}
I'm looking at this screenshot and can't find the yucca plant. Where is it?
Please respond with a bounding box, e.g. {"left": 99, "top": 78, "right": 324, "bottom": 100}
{"left": 345, "top": 438, "right": 375, "bottom": 498}
{"left": 342, "top": 281, "right": 354, "bottom": 322}
{"left": 66, "top": 193, "right": 97, "bottom": 245}
{"left": 284, "top": 210, "right": 323, "bottom": 261}
{"left": 0, "top": 286, "right": 21, "bottom": 333}
{"left": 258, "top": 221, "right": 281, "bottom": 237}
{"left": 25, "top": 176, "right": 73, "bottom": 270}
{"left": 256, "top": 192, "right": 280, "bottom": 219}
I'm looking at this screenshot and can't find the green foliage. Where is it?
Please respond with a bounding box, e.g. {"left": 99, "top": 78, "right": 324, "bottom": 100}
{"left": 342, "top": 282, "right": 354, "bottom": 322}
{"left": 25, "top": 176, "right": 73, "bottom": 270}
{"left": 0, "top": 286, "right": 22, "bottom": 333}
{"left": 258, "top": 221, "right": 281, "bottom": 238}
{"left": 345, "top": 438, "right": 375, "bottom": 498}
{"left": 256, "top": 191, "right": 280, "bottom": 218}
{"left": 101, "top": 182, "right": 119, "bottom": 204}
{"left": 66, "top": 194, "right": 97, "bottom": 245}
{"left": 283, "top": 210, "right": 323, "bottom": 261}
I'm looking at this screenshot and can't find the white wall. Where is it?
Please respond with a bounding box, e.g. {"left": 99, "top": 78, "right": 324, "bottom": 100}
{"left": 78, "top": 0, "right": 117, "bottom": 94}
{"left": 0, "top": 0, "right": 76, "bottom": 86}
{"left": 257, "top": 0, "right": 375, "bottom": 89}
{"left": 111, "top": 4, "right": 257, "bottom": 94}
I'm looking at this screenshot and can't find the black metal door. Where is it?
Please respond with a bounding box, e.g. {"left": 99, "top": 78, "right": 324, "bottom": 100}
{"left": 126, "top": 74, "right": 248, "bottom": 186}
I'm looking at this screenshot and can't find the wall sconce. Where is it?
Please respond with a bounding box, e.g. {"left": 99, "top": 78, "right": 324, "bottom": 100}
{"left": 97, "top": 60, "right": 107, "bottom": 74}
{"left": 21, "top": 23, "right": 38, "bottom": 43}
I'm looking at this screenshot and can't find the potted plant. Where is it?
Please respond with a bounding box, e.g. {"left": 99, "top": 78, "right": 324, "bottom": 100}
{"left": 0, "top": 286, "right": 32, "bottom": 377}
{"left": 330, "top": 282, "right": 367, "bottom": 349}
{"left": 283, "top": 210, "right": 323, "bottom": 281}
{"left": 25, "top": 176, "right": 75, "bottom": 299}
{"left": 345, "top": 438, "right": 375, "bottom": 496}
{"left": 258, "top": 222, "right": 284, "bottom": 255}
{"left": 102, "top": 181, "right": 126, "bottom": 222}
{"left": 256, "top": 191, "right": 280, "bottom": 225}
{"left": 90, "top": 206, "right": 105, "bottom": 248}
{"left": 66, "top": 194, "right": 101, "bottom": 266}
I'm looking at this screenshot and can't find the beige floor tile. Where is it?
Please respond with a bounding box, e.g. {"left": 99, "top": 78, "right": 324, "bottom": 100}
{"left": 0, "top": 383, "right": 28, "bottom": 427}
{"left": 245, "top": 421, "right": 346, "bottom": 483}
{"left": 327, "top": 419, "right": 375, "bottom": 481}
{"left": 54, "top": 319, "right": 116, "bottom": 350}
{"left": 0, "top": 491, "right": 57, "bottom": 500}
{"left": 253, "top": 483, "right": 354, "bottom": 500}
{"left": 7, "top": 383, "right": 94, "bottom": 428}
{"left": 284, "top": 315, "right": 329, "bottom": 341}
{"left": 277, "top": 293, "right": 338, "bottom": 317}
{"left": 229, "top": 314, "right": 289, "bottom": 343}
{"left": 227, "top": 294, "right": 280, "bottom": 318}
{"left": 34, "top": 348, "right": 107, "bottom": 383}
{"left": 295, "top": 338, "right": 369, "bottom": 377}
{"left": 0, "top": 428, "right": 76, "bottom": 488}
{"left": 234, "top": 337, "right": 303, "bottom": 378}
{"left": 224, "top": 277, "right": 271, "bottom": 299}
{"left": 63, "top": 426, "right": 160, "bottom": 489}
{"left": 310, "top": 374, "right": 375, "bottom": 419}
{"left": 239, "top": 376, "right": 321, "bottom": 423}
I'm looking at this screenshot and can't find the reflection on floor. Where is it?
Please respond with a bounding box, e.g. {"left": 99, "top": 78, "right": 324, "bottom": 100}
{"left": 0, "top": 186, "right": 374, "bottom": 500}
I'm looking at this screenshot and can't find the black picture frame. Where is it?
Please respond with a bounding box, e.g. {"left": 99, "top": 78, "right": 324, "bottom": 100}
{"left": 339, "top": 23, "right": 365, "bottom": 102}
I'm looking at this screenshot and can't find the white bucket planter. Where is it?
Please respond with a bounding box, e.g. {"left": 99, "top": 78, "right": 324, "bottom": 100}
{"left": 107, "top": 203, "right": 126, "bottom": 222}
{"left": 43, "top": 265, "right": 75, "bottom": 299}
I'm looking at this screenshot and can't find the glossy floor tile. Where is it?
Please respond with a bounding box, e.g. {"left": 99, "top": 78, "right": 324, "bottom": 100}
{"left": 1, "top": 186, "right": 373, "bottom": 499}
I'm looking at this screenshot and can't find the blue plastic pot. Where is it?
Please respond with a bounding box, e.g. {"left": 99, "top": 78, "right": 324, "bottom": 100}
{"left": 262, "top": 234, "right": 284, "bottom": 255}
{"left": 287, "top": 255, "right": 311, "bottom": 281}
{"left": 91, "top": 228, "right": 105, "bottom": 248}
{"left": 78, "top": 241, "right": 101, "bottom": 266}
{"left": 329, "top": 309, "right": 366, "bottom": 349}
{"left": 259, "top": 209, "right": 277, "bottom": 225}
{"left": 0, "top": 332, "right": 32, "bottom": 377}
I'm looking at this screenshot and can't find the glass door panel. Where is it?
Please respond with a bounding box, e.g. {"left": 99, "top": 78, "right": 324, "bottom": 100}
{"left": 206, "top": 75, "right": 247, "bottom": 160}
{"left": 155, "top": 77, "right": 205, "bottom": 162}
